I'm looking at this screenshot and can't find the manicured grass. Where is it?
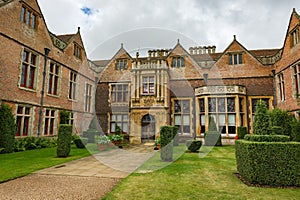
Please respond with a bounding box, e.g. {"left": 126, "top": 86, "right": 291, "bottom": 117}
{"left": 0, "top": 144, "right": 98, "bottom": 183}
{"left": 103, "top": 145, "right": 300, "bottom": 200}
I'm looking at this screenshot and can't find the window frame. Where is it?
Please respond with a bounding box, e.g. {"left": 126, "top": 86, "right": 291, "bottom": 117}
{"left": 16, "top": 105, "right": 32, "bottom": 137}
{"left": 229, "top": 53, "right": 243, "bottom": 65}
{"left": 47, "top": 62, "right": 61, "bottom": 96}
{"left": 20, "top": 5, "right": 38, "bottom": 29}
{"left": 110, "top": 83, "right": 129, "bottom": 103}
{"left": 290, "top": 26, "right": 300, "bottom": 47}
{"left": 292, "top": 63, "right": 300, "bottom": 97}
{"left": 85, "top": 83, "right": 93, "bottom": 112}
{"left": 277, "top": 72, "right": 285, "bottom": 101}
{"left": 74, "top": 43, "right": 82, "bottom": 59}
{"left": 115, "top": 59, "right": 128, "bottom": 70}
{"left": 44, "top": 109, "right": 57, "bottom": 136}
{"left": 142, "top": 76, "right": 155, "bottom": 95}
{"left": 171, "top": 56, "right": 185, "bottom": 67}
{"left": 110, "top": 114, "right": 129, "bottom": 134}
{"left": 68, "top": 71, "right": 78, "bottom": 100}
{"left": 20, "top": 49, "right": 38, "bottom": 90}
{"left": 173, "top": 99, "right": 191, "bottom": 135}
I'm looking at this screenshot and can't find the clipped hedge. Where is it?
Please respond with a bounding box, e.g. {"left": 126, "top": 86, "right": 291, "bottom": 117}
{"left": 244, "top": 134, "right": 290, "bottom": 142}
{"left": 57, "top": 125, "right": 72, "bottom": 157}
{"left": 204, "top": 131, "right": 222, "bottom": 146}
{"left": 160, "top": 126, "right": 174, "bottom": 162}
{"left": 235, "top": 140, "right": 300, "bottom": 186}
{"left": 186, "top": 140, "right": 202, "bottom": 152}
{"left": 237, "top": 126, "right": 247, "bottom": 139}
{"left": 0, "top": 103, "right": 16, "bottom": 153}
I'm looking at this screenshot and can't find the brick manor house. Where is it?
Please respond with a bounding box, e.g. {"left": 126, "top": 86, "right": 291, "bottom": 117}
{"left": 1, "top": 0, "right": 300, "bottom": 144}
{"left": 95, "top": 9, "right": 300, "bottom": 144}
{"left": 0, "top": 0, "right": 98, "bottom": 137}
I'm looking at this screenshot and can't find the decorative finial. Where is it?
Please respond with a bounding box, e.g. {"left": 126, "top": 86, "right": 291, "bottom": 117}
{"left": 177, "top": 38, "right": 180, "bottom": 44}
{"left": 233, "top": 35, "right": 236, "bottom": 40}
{"left": 121, "top": 43, "right": 123, "bottom": 48}
{"left": 78, "top": 27, "right": 80, "bottom": 32}
{"left": 293, "top": 8, "right": 296, "bottom": 13}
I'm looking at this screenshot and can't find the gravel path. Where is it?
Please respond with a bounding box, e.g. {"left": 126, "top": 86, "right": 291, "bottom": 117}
{"left": 0, "top": 174, "right": 121, "bottom": 200}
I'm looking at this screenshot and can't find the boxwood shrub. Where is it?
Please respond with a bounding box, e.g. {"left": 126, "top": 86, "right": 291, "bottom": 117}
{"left": 235, "top": 140, "right": 300, "bottom": 186}
{"left": 244, "top": 134, "right": 290, "bottom": 142}
{"left": 237, "top": 126, "right": 247, "bottom": 139}
{"left": 57, "top": 125, "right": 72, "bottom": 157}
{"left": 160, "top": 126, "right": 174, "bottom": 162}
{"left": 186, "top": 140, "right": 202, "bottom": 152}
{"left": 0, "top": 103, "right": 16, "bottom": 153}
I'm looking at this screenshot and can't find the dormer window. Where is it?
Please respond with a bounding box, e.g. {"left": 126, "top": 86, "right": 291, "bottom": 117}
{"left": 20, "top": 6, "right": 37, "bottom": 29}
{"left": 171, "top": 57, "right": 185, "bottom": 67}
{"left": 74, "top": 43, "right": 82, "bottom": 59}
{"left": 116, "top": 59, "right": 128, "bottom": 70}
{"left": 229, "top": 53, "right": 243, "bottom": 65}
{"left": 291, "top": 27, "right": 299, "bottom": 47}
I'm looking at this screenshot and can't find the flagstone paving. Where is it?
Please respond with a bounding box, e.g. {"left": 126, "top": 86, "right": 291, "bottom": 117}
{"left": 0, "top": 143, "right": 155, "bottom": 200}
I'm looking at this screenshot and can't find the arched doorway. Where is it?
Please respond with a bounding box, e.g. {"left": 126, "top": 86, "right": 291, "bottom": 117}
{"left": 141, "top": 114, "right": 155, "bottom": 142}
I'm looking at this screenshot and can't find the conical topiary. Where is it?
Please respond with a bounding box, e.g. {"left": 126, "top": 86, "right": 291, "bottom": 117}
{"left": 208, "top": 115, "right": 217, "bottom": 131}
{"left": 253, "top": 100, "right": 269, "bottom": 135}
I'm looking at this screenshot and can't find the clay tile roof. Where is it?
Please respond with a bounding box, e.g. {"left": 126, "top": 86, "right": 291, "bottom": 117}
{"left": 249, "top": 49, "right": 281, "bottom": 57}
{"left": 93, "top": 60, "right": 110, "bottom": 67}
{"left": 191, "top": 53, "right": 223, "bottom": 61}
{"left": 57, "top": 34, "right": 75, "bottom": 43}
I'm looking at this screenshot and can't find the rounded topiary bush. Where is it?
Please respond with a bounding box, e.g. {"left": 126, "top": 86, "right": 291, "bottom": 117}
{"left": 0, "top": 103, "right": 17, "bottom": 153}
{"left": 186, "top": 140, "right": 202, "bottom": 152}
{"left": 57, "top": 124, "right": 72, "bottom": 157}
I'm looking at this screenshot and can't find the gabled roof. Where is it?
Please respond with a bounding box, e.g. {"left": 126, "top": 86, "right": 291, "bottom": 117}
{"left": 249, "top": 49, "right": 281, "bottom": 57}
{"left": 93, "top": 60, "right": 110, "bottom": 68}
{"left": 57, "top": 34, "right": 75, "bottom": 43}
{"left": 191, "top": 53, "right": 222, "bottom": 62}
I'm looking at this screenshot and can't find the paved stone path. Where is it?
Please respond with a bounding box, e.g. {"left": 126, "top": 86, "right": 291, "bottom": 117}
{"left": 0, "top": 143, "right": 155, "bottom": 200}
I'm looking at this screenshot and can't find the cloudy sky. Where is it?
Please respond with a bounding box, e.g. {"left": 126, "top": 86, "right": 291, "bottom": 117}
{"left": 38, "top": 0, "right": 300, "bottom": 60}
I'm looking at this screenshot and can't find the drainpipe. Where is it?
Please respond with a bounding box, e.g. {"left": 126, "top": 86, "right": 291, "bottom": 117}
{"left": 37, "top": 48, "right": 51, "bottom": 137}
{"left": 272, "top": 70, "right": 277, "bottom": 108}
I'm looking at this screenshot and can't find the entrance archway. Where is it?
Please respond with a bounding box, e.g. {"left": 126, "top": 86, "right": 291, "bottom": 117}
{"left": 141, "top": 114, "right": 155, "bottom": 142}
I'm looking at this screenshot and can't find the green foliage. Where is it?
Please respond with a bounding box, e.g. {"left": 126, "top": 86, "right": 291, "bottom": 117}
{"left": 253, "top": 100, "right": 269, "bottom": 135}
{"left": 108, "top": 134, "right": 123, "bottom": 141}
{"left": 95, "top": 135, "right": 111, "bottom": 144}
{"left": 14, "top": 137, "right": 57, "bottom": 152}
{"left": 237, "top": 126, "right": 247, "bottom": 139}
{"left": 291, "top": 120, "right": 300, "bottom": 142}
{"left": 268, "top": 108, "right": 293, "bottom": 136}
{"left": 235, "top": 140, "right": 300, "bottom": 186}
{"left": 186, "top": 140, "right": 202, "bottom": 152}
{"left": 57, "top": 125, "right": 72, "bottom": 157}
{"left": 172, "top": 126, "right": 179, "bottom": 146}
{"left": 0, "top": 103, "right": 17, "bottom": 153}
{"left": 244, "top": 134, "right": 290, "bottom": 142}
{"left": 208, "top": 115, "right": 217, "bottom": 131}
{"left": 204, "top": 131, "right": 222, "bottom": 146}
{"left": 160, "top": 126, "right": 174, "bottom": 162}
{"left": 59, "top": 110, "right": 71, "bottom": 124}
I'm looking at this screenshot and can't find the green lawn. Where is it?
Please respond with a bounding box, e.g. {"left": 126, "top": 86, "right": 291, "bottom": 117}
{"left": 0, "top": 144, "right": 98, "bottom": 183}
{"left": 103, "top": 145, "right": 300, "bottom": 200}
